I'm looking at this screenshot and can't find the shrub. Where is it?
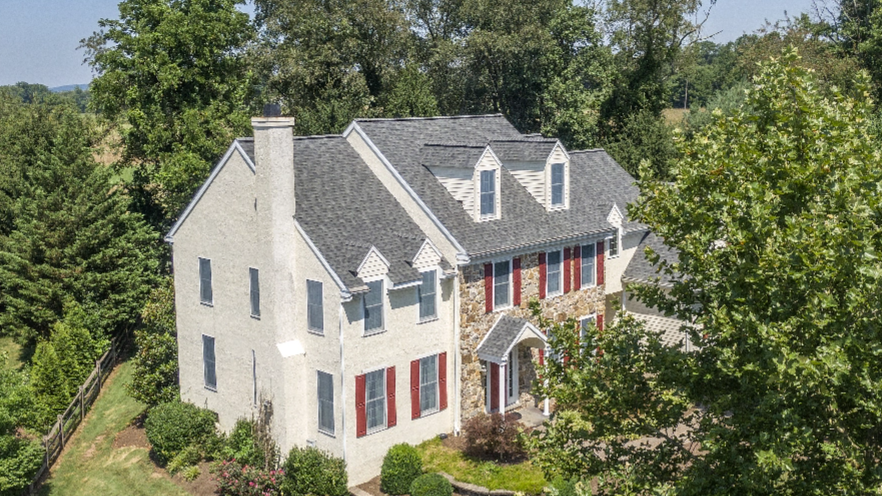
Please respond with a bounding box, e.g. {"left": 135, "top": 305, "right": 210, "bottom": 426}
{"left": 409, "top": 473, "right": 453, "bottom": 496}
{"left": 280, "top": 446, "right": 347, "bottom": 496}
{"left": 144, "top": 401, "right": 217, "bottom": 464}
{"left": 380, "top": 443, "right": 423, "bottom": 495}
{"left": 213, "top": 459, "right": 284, "bottom": 496}
{"left": 167, "top": 444, "right": 200, "bottom": 475}
{"left": 548, "top": 476, "right": 579, "bottom": 496}
{"left": 0, "top": 435, "right": 43, "bottom": 496}
{"left": 462, "top": 413, "right": 527, "bottom": 462}
{"left": 181, "top": 465, "right": 201, "bottom": 482}
{"left": 223, "top": 419, "right": 269, "bottom": 468}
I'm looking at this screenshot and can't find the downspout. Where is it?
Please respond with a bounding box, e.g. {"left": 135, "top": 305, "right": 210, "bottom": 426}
{"left": 453, "top": 272, "right": 462, "bottom": 435}
{"left": 339, "top": 302, "right": 347, "bottom": 462}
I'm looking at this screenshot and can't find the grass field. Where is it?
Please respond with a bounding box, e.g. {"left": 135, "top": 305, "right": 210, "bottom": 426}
{"left": 0, "top": 335, "right": 30, "bottom": 370}
{"left": 39, "top": 360, "right": 190, "bottom": 496}
{"left": 416, "top": 437, "right": 546, "bottom": 494}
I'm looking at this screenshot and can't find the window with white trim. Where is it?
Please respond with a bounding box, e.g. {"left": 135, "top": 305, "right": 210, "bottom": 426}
{"left": 364, "top": 280, "right": 384, "bottom": 334}
{"left": 581, "top": 243, "right": 596, "bottom": 288}
{"left": 317, "top": 371, "right": 334, "bottom": 435}
{"left": 202, "top": 334, "right": 216, "bottom": 391}
{"left": 550, "top": 163, "right": 565, "bottom": 207}
{"left": 307, "top": 280, "right": 323, "bottom": 333}
{"left": 546, "top": 250, "right": 562, "bottom": 296}
{"left": 419, "top": 355, "right": 439, "bottom": 414}
{"left": 610, "top": 228, "right": 621, "bottom": 258}
{"left": 580, "top": 315, "right": 596, "bottom": 342}
{"left": 480, "top": 170, "right": 496, "bottom": 218}
{"left": 199, "top": 257, "right": 212, "bottom": 305}
{"left": 494, "top": 260, "right": 511, "bottom": 309}
{"left": 418, "top": 270, "right": 437, "bottom": 321}
{"left": 365, "top": 369, "right": 386, "bottom": 433}
{"left": 249, "top": 268, "right": 260, "bottom": 317}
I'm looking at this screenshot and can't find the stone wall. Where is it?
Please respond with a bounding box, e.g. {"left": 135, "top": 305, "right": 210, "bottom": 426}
{"left": 459, "top": 252, "right": 605, "bottom": 420}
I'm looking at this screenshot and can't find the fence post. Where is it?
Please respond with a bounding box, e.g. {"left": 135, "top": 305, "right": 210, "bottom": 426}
{"left": 96, "top": 360, "right": 101, "bottom": 386}
{"left": 79, "top": 386, "right": 85, "bottom": 422}
{"left": 57, "top": 415, "right": 64, "bottom": 448}
{"left": 111, "top": 338, "right": 116, "bottom": 363}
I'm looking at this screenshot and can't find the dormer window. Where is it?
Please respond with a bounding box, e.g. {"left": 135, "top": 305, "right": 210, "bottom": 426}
{"left": 480, "top": 170, "right": 496, "bottom": 217}
{"left": 551, "top": 163, "right": 565, "bottom": 206}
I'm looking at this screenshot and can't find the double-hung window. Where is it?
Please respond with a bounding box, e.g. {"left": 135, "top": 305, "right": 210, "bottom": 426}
{"left": 581, "top": 243, "right": 596, "bottom": 288}
{"left": 580, "top": 315, "right": 596, "bottom": 342}
{"left": 307, "top": 280, "right": 323, "bottom": 333}
{"left": 550, "top": 163, "right": 565, "bottom": 207}
{"left": 610, "top": 228, "right": 621, "bottom": 258}
{"left": 317, "top": 371, "right": 335, "bottom": 435}
{"left": 364, "top": 280, "right": 384, "bottom": 334}
{"left": 249, "top": 268, "right": 260, "bottom": 317}
{"left": 199, "top": 257, "right": 213, "bottom": 305}
{"left": 202, "top": 334, "right": 216, "bottom": 391}
{"left": 419, "top": 355, "right": 439, "bottom": 414}
{"left": 418, "top": 270, "right": 437, "bottom": 321}
{"left": 494, "top": 260, "right": 511, "bottom": 309}
{"left": 546, "top": 250, "right": 562, "bottom": 296}
{"left": 480, "top": 170, "right": 495, "bottom": 218}
{"left": 365, "top": 369, "right": 386, "bottom": 433}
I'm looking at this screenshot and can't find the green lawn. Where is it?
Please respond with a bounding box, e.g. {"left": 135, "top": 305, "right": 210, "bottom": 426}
{"left": 416, "top": 437, "right": 546, "bottom": 494}
{"left": 39, "top": 360, "right": 189, "bottom": 496}
{"left": 0, "top": 336, "right": 29, "bottom": 370}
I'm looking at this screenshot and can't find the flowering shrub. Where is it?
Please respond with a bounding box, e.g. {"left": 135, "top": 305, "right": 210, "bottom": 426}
{"left": 212, "top": 459, "right": 284, "bottom": 496}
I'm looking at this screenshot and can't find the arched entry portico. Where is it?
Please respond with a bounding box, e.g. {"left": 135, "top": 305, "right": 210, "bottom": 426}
{"left": 476, "top": 315, "right": 548, "bottom": 414}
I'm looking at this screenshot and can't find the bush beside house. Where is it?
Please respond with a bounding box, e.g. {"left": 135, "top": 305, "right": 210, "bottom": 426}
{"left": 381, "top": 443, "right": 424, "bottom": 495}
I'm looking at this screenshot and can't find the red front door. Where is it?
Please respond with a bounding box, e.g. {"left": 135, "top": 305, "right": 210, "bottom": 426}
{"left": 490, "top": 362, "right": 499, "bottom": 412}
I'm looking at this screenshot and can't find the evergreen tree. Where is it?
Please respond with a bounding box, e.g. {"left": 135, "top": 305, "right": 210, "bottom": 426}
{"left": 30, "top": 341, "right": 69, "bottom": 428}
{"left": 129, "top": 277, "right": 179, "bottom": 407}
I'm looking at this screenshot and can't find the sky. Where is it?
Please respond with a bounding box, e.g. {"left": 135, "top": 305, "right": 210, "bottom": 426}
{"left": 0, "top": 0, "right": 818, "bottom": 89}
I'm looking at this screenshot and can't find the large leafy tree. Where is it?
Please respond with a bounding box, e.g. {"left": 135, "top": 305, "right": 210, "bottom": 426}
{"left": 0, "top": 101, "right": 159, "bottom": 343}
{"left": 530, "top": 50, "right": 882, "bottom": 494}
{"left": 128, "top": 277, "right": 179, "bottom": 407}
{"left": 83, "top": 0, "right": 254, "bottom": 223}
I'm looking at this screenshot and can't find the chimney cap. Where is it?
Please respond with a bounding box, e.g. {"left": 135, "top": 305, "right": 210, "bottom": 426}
{"left": 263, "top": 103, "right": 282, "bottom": 117}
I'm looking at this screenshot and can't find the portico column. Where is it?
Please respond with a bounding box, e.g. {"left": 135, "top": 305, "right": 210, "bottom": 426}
{"left": 543, "top": 345, "right": 550, "bottom": 416}
{"left": 499, "top": 361, "right": 506, "bottom": 413}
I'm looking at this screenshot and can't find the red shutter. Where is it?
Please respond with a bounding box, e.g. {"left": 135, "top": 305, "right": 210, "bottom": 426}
{"left": 539, "top": 348, "right": 544, "bottom": 366}
{"left": 512, "top": 258, "right": 521, "bottom": 307}
{"left": 596, "top": 241, "right": 605, "bottom": 286}
{"left": 411, "top": 360, "right": 421, "bottom": 419}
{"left": 490, "top": 363, "right": 500, "bottom": 412}
{"left": 386, "top": 367, "right": 397, "bottom": 427}
{"left": 439, "top": 352, "right": 448, "bottom": 410}
{"left": 484, "top": 263, "right": 493, "bottom": 313}
{"left": 563, "top": 247, "right": 571, "bottom": 293}
{"left": 356, "top": 374, "right": 367, "bottom": 437}
{"left": 597, "top": 314, "right": 604, "bottom": 332}
{"left": 539, "top": 253, "right": 547, "bottom": 299}
{"left": 573, "top": 245, "right": 581, "bottom": 290}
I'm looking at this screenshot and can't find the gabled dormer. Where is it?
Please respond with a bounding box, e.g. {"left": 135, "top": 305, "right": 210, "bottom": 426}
{"left": 490, "top": 139, "right": 570, "bottom": 212}
{"left": 421, "top": 143, "right": 502, "bottom": 222}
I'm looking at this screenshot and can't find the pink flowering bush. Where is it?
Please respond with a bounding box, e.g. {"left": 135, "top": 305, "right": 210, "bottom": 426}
{"left": 212, "top": 459, "right": 284, "bottom": 496}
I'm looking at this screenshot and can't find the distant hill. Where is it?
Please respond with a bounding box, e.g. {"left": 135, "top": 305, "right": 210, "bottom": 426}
{"left": 49, "top": 84, "right": 89, "bottom": 93}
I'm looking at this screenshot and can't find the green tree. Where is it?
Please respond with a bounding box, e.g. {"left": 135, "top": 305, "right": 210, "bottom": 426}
{"left": 129, "top": 277, "right": 179, "bottom": 407}
{"left": 601, "top": 108, "right": 678, "bottom": 179}
{"left": 0, "top": 102, "right": 159, "bottom": 342}
{"left": 0, "top": 360, "right": 42, "bottom": 496}
{"left": 530, "top": 50, "right": 882, "bottom": 493}
{"left": 83, "top": 0, "right": 255, "bottom": 223}
{"left": 30, "top": 341, "right": 70, "bottom": 428}
{"left": 52, "top": 304, "right": 103, "bottom": 398}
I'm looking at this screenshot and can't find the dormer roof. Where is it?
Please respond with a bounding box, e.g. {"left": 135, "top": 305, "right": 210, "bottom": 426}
{"left": 488, "top": 139, "right": 559, "bottom": 163}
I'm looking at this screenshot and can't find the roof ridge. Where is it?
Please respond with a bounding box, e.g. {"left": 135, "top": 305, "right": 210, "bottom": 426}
{"left": 293, "top": 134, "right": 343, "bottom": 140}
{"left": 422, "top": 142, "right": 488, "bottom": 148}
{"left": 490, "top": 138, "right": 557, "bottom": 143}
{"left": 569, "top": 148, "right": 607, "bottom": 153}
{"left": 355, "top": 114, "right": 504, "bottom": 122}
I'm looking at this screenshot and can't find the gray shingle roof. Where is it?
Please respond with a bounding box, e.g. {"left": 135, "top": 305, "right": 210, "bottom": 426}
{"left": 236, "top": 136, "right": 450, "bottom": 290}
{"left": 623, "top": 231, "right": 679, "bottom": 287}
{"left": 631, "top": 313, "right": 691, "bottom": 351}
{"left": 476, "top": 315, "right": 541, "bottom": 362}
{"left": 420, "top": 144, "right": 487, "bottom": 168}
{"left": 569, "top": 150, "right": 645, "bottom": 233}
{"left": 355, "top": 115, "right": 639, "bottom": 258}
{"left": 489, "top": 139, "right": 558, "bottom": 162}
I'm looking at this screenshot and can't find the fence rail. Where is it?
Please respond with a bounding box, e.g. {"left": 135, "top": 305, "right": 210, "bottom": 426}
{"left": 26, "top": 330, "right": 130, "bottom": 494}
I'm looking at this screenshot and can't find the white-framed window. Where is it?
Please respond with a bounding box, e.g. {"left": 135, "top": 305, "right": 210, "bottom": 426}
{"left": 419, "top": 355, "right": 439, "bottom": 415}
{"left": 363, "top": 280, "right": 384, "bottom": 334}
{"left": 307, "top": 280, "right": 323, "bottom": 333}
{"left": 581, "top": 243, "right": 596, "bottom": 289}
{"left": 480, "top": 169, "right": 496, "bottom": 218}
{"left": 580, "top": 315, "right": 596, "bottom": 342}
{"left": 493, "top": 260, "right": 511, "bottom": 310}
{"left": 609, "top": 228, "right": 621, "bottom": 258}
{"left": 550, "top": 163, "right": 565, "bottom": 207}
{"left": 317, "top": 370, "right": 335, "bottom": 435}
{"left": 249, "top": 268, "right": 260, "bottom": 317}
{"left": 546, "top": 250, "right": 562, "bottom": 296}
{"left": 418, "top": 270, "right": 437, "bottom": 322}
{"left": 365, "top": 368, "right": 387, "bottom": 433}
{"left": 251, "top": 350, "right": 257, "bottom": 406}
{"left": 202, "top": 334, "right": 216, "bottom": 391}
{"left": 199, "top": 257, "right": 213, "bottom": 305}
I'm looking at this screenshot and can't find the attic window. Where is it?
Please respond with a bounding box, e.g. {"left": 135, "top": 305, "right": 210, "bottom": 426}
{"left": 480, "top": 170, "right": 495, "bottom": 217}
{"left": 551, "top": 163, "right": 565, "bottom": 206}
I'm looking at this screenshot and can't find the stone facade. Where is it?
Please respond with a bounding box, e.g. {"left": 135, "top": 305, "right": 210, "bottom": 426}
{"left": 459, "top": 251, "right": 606, "bottom": 420}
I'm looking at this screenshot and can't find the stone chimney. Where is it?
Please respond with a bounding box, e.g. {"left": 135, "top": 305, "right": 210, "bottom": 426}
{"left": 252, "top": 104, "right": 296, "bottom": 224}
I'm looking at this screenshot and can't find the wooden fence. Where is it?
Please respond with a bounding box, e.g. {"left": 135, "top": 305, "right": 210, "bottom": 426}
{"left": 26, "top": 330, "right": 129, "bottom": 494}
